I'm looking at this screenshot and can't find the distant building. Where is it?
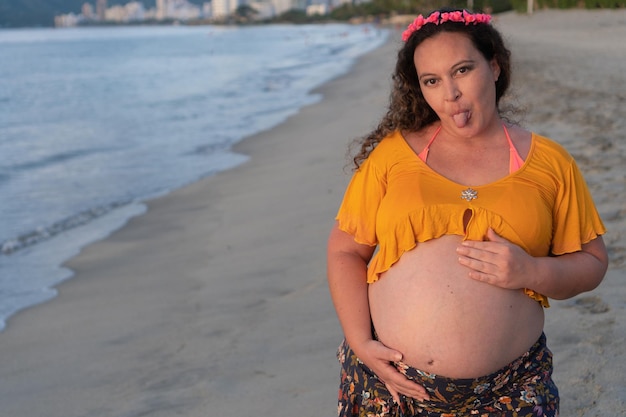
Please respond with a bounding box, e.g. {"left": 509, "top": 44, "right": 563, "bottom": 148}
{"left": 105, "top": 1, "right": 146, "bottom": 22}
{"left": 270, "top": 0, "right": 293, "bottom": 16}
{"left": 96, "top": 0, "right": 107, "bottom": 20}
{"left": 155, "top": 0, "right": 202, "bottom": 21}
{"left": 125, "top": 1, "right": 146, "bottom": 21}
{"left": 106, "top": 5, "right": 125, "bottom": 21}
{"left": 212, "top": 0, "right": 238, "bottom": 19}
{"left": 54, "top": 12, "right": 81, "bottom": 27}
{"left": 55, "top": 0, "right": 213, "bottom": 27}
{"left": 203, "top": 2, "right": 212, "bottom": 18}
{"left": 249, "top": 0, "right": 275, "bottom": 19}
{"left": 156, "top": 0, "right": 168, "bottom": 20}
{"left": 82, "top": 2, "right": 94, "bottom": 19}
{"left": 169, "top": 0, "right": 202, "bottom": 20}
{"left": 290, "top": 0, "right": 307, "bottom": 10}
{"left": 306, "top": 3, "right": 328, "bottom": 15}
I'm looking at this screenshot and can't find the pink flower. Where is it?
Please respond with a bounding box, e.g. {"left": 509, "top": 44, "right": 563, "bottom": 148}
{"left": 449, "top": 11, "right": 463, "bottom": 21}
{"left": 402, "top": 14, "right": 425, "bottom": 41}
{"left": 401, "top": 27, "right": 414, "bottom": 41}
{"left": 412, "top": 15, "right": 425, "bottom": 29}
{"left": 426, "top": 11, "right": 440, "bottom": 25}
{"left": 465, "top": 13, "right": 476, "bottom": 24}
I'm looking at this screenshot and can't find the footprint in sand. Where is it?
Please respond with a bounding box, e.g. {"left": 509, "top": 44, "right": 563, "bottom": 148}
{"left": 570, "top": 295, "right": 611, "bottom": 314}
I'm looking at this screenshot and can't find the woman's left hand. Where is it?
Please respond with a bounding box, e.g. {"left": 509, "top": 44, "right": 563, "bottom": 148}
{"left": 456, "top": 228, "right": 535, "bottom": 290}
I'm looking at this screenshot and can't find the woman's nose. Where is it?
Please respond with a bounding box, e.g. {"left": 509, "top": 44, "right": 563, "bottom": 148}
{"left": 444, "top": 82, "right": 461, "bottom": 101}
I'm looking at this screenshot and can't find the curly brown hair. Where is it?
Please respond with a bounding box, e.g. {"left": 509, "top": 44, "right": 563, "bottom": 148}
{"left": 351, "top": 9, "right": 513, "bottom": 169}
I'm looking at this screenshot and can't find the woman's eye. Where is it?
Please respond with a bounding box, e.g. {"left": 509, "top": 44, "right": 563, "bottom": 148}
{"left": 423, "top": 79, "right": 437, "bottom": 86}
{"left": 456, "top": 66, "right": 473, "bottom": 75}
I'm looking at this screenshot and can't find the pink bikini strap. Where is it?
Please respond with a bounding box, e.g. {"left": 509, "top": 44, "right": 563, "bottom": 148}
{"left": 417, "top": 126, "right": 441, "bottom": 162}
{"left": 504, "top": 124, "right": 524, "bottom": 173}
{"left": 418, "top": 124, "right": 524, "bottom": 174}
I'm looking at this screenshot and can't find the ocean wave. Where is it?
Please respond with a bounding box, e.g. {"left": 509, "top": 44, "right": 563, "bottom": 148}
{"left": 1, "top": 200, "right": 132, "bottom": 255}
{"left": 8, "top": 147, "right": 113, "bottom": 172}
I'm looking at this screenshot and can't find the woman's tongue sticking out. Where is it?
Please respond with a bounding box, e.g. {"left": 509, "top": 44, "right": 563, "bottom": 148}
{"left": 453, "top": 111, "right": 471, "bottom": 128}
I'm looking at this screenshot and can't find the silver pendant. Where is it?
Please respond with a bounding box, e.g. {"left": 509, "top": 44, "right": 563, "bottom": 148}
{"left": 461, "top": 188, "right": 478, "bottom": 201}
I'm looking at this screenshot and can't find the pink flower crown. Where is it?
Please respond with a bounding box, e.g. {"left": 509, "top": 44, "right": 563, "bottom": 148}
{"left": 402, "top": 10, "right": 492, "bottom": 42}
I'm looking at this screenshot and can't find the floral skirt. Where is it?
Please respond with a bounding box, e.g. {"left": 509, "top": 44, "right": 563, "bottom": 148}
{"left": 336, "top": 333, "right": 559, "bottom": 417}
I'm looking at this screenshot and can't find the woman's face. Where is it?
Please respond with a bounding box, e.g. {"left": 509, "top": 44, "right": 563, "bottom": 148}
{"left": 413, "top": 31, "right": 500, "bottom": 135}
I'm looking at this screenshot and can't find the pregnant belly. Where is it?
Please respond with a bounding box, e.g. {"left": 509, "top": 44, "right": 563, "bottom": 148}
{"left": 368, "top": 235, "right": 544, "bottom": 379}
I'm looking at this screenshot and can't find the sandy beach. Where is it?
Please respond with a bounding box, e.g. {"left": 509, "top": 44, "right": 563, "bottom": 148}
{"left": 0, "top": 9, "right": 625, "bottom": 417}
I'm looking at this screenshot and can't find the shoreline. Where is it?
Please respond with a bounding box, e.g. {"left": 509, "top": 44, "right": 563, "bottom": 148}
{"left": 0, "top": 10, "right": 624, "bottom": 417}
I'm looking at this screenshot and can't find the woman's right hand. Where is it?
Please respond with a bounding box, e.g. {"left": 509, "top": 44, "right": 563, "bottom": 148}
{"left": 355, "top": 339, "right": 430, "bottom": 403}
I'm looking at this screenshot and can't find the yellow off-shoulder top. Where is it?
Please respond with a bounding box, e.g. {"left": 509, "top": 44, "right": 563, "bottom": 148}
{"left": 336, "top": 131, "right": 606, "bottom": 308}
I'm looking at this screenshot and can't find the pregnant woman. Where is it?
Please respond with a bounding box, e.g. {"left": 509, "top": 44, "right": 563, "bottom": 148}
{"left": 327, "top": 8, "right": 607, "bottom": 417}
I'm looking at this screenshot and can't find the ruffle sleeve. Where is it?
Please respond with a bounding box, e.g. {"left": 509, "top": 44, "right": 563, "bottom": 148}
{"left": 335, "top": 157, "right": 386, "bottom": 247}
{"left": 551, "top": 158, "right": 606, "bottom": 255}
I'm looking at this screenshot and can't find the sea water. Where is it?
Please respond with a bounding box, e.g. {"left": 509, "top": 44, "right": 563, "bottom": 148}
{"left": 0, "top": 23, "right": 388, "bottom": 330}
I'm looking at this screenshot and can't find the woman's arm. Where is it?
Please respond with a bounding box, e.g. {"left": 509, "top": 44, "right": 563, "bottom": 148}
{"left": 327, "top": 223, "right": 375, "bottom": 348}
{"left": 327, "top": 222, "right": 430, "bottom": 402}
{"left": 457, "top": 229, "right": 608, "bottom": 299}
{"left": 527, "top": 236, "right": 607, "bottom": 299}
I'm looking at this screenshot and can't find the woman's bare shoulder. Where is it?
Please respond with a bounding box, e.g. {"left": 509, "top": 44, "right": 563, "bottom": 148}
{"left": 401, "top": 124, "right": 441, "bottom": 153}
